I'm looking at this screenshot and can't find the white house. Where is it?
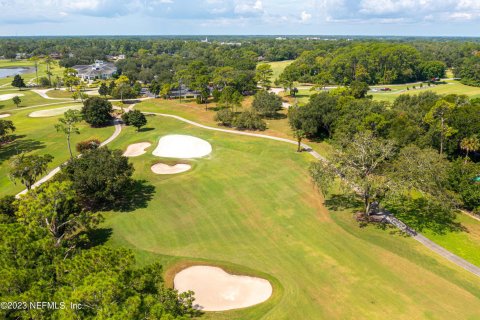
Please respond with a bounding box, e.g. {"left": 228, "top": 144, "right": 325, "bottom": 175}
{"left": 73, "top": 60, "right": 117, "bottom": 81}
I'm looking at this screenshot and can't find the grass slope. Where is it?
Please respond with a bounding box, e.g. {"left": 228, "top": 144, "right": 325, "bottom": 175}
{"left": 102, "top": 116, "right": 480, "bottom": 320}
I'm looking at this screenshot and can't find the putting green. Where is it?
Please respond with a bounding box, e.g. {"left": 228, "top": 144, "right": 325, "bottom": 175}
{"left": 103, "top": 116, "right": 480, "bottom": 320}
{"left": 28, "top": 105, "right": 82, "bottom": 117}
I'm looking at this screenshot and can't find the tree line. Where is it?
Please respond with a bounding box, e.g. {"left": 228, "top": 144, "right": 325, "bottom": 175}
{"left": 291, "top": 88, "right": 480, "bottom": 231}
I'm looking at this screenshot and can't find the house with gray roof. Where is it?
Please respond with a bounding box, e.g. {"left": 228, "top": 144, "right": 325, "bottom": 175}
{"left": 73, "top": 60, "right": 117, "bottom": 81}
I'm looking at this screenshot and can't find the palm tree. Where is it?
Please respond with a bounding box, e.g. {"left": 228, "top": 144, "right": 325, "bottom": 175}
{"left": 460, "top": 136, "right": 480, "bottom": 163}
{"left": 29, "top": 56, "right": 40, "bottom": 86}
{"left": 45, "top": 56, "right": 54, "bottom": 86}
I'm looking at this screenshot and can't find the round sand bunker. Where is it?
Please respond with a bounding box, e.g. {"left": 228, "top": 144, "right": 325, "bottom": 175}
{"left": 29, "top": 105, "right": 82, "bottom": 118}
{"left": 153, "top": 134, "right": 212, "bottom": 159}
{"left": 0, "top": 113, "right": 11, "bottom": 118}
{"left": 174, "top": 266, "right": 273, "bottom": 311}
{"left": 123, "top": 142, "right": 151, "bottom": 157}
{"left": 0, "top": 93, "right": 24, "bottom": 101}
{"left": 151, "top": 163, "right": 191, "bottom": 174}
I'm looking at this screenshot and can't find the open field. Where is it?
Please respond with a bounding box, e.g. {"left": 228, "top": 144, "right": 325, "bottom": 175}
{"left": 371, "top": 80, "right": 480, "bottom": 102}
{"left": 287, "top": 80, "right": 480, "bottom": 104}
{"left": 261, "top": 60, "right": 294, "bottom": 82}
{"left": 99, "top": 115, "right": 480, "bottom": 319}
{"left": 0, "top": 103, "right": 114, "bottom": 196}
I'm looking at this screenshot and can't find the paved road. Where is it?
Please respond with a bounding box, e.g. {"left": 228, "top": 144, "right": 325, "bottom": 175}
{"left": 15, "top": 119, "right": 122, "bottom": 198}
{"left": 144, "top": 111, "right": 480, "bottom": 278}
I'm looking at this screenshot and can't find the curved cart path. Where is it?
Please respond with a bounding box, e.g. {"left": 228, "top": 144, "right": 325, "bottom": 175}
{"left": 15, "top": 119, "right": 122, "bottom": 197}
{"left": 144, "top": 111, "right": 480, "bottom": 278}
{"left": 32, "top": 88, "right": 72, "bottom": 100}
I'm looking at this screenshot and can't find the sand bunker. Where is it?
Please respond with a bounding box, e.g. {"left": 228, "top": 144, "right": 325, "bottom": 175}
{"left": 0, "top": 93, "right": 24, "bottom": 101}
{"left": 174, "top": 266, "right": 273, "bottom": 311}
{"left": 0, "top": 114, "right": 11, "bottom": 118}
{"left": 123, "top": 142, "right": 151, "bottom": 157}
{"left": 29, "top": 105, "right": 82, "bottom": 118}
{"left": 151, "top": 163, "right": 191, "bottom": 174}
{"left": 153, "top": 134, "right": 212, "bottom": 159}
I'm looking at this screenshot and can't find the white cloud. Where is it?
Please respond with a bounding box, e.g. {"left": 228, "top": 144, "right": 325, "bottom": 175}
{"left": 301, "top": 11, "right": 312, "bottom": 22}
{"left": 234, "top": 0, "right": 263, "bottom": 14}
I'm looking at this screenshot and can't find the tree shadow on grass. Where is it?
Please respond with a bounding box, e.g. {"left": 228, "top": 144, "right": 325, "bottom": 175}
{"left": 0, "top": 135, "right": 45, "bottom": 164}
{"left": 84, "top": 227, "right": 113, "bottom": 248}
{"left": 387, "top": 197, "right": 466, "bottom": 235}
{"left": 111, "top": 179, "right": 156, "bottom": 212}
{"left": 138, "top": 127, "right": 154, "bottom": 132}
{"left": 324, "top": 193, "right": 362, "bottom": 212}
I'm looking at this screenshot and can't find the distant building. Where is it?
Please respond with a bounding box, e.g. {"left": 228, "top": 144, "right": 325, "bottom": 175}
{"left": 49, "top": 52, "right": 63, "bottom": 59}
{"left": 106, "top": 54, "right": 126, "bottom": 61}
{"left": 220, "top": 42, "right": 242, "bottom": 46}
{"left": 73, "top": 60, "right": 117, "bottom": 81}
{"left": 168, "top": 84, "right": 200, "bottom": 98}
{"left": 15, "top": 53, "right": 27, "bottom": 59}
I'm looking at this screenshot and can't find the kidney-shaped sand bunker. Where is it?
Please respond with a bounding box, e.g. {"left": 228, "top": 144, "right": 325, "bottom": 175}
{"left": 153, "top": 134, "right": 212, "bottom": 159}
{"left": 174, "top": 266, "right": 273, "bottom": 311}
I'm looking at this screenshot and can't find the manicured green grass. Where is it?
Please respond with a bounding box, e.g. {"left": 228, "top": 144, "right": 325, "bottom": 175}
{"left": 100, "top": 115, "right": 480, "bottom": 319}
{"left": 422, "top": 214, "right": 480, "bottom": 267}
{"left": 289, "top": 80, "right": 480, "bottom": 104}
{"left": 260, "top": 60, "right": 294, "bottom": 82}
{"left": 0, "top": 104, "right": 114, "bottom": 196}
{"left": 0, "top": 89, "right": 70, "bottom": 111}
{"left": 45, "top": 89, "right": 74, "bottom": 99}
{"left": 372, "top": 80, "right": 480, "bottom": 102}
{"left": 136, "top": 98, "right": 335, "bottom": 158}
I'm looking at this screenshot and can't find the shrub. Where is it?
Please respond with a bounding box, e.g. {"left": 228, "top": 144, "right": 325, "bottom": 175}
{"left": 76, "top": 139, "right": 101, "bottom": 153}
{"left": 233, "top": 110, "right": 267, "bottom": 131}
{"left": 39, "top": 76, "right": 51, "bottom": 87}
{"left": 214, "top": 108, "right": 235, "bottom": 126}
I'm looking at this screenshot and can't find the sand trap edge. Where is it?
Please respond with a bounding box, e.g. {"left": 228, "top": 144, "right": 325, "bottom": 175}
{"left": 123, "top": 142, "right": 152, "bottom": 157}
{"left": 173, "top": 265, "right": 273, "bottom": 312}
{"left": 151, "top": 163, "right": 191, "bottom": 175}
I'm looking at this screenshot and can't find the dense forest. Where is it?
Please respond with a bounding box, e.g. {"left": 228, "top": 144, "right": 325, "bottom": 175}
{"left": 2, "top": 37, "right": 480, "bottom": 86}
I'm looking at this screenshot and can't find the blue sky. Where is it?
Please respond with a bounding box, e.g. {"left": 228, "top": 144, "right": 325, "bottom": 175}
{"left": 1, "top": 0, "right": 479, "bottom": 36}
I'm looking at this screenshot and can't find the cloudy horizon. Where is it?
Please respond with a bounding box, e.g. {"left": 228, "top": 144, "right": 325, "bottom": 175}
{"left": 1, "top": 0, "right": 479, "bottom": 37}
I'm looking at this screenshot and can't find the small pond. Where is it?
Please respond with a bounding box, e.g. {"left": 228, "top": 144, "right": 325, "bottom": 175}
{"left": 0, "top": 67, "right": 32, "bottom": 78}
